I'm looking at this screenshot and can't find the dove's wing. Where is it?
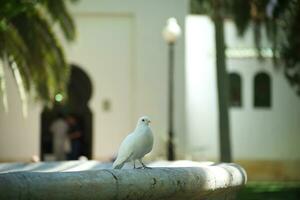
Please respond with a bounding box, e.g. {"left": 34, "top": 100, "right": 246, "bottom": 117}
{"left": 112, "top": 133, "right": 136, "bottom": 168}
{"left": 131, "top": 127, "right": 153, "bottom": 159}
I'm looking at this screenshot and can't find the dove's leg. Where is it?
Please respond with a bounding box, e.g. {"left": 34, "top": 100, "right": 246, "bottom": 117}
{"left": 139, "top": 159, "right": 152, "bottom": 169}
{"left": 133, "top": 160, "right": 136, "bottom": 169}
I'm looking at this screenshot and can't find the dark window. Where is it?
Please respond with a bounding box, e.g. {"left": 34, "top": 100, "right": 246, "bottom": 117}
{"left": 229, "top": 73, "right": 242, "bottom": 107}
{"left": 254, "top": 72, "right": 271, "bottom": 108}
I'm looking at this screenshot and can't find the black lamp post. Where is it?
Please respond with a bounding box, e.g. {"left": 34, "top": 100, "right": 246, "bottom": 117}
{"left": 162, "top": 18, "right": 181, "bottom": 161}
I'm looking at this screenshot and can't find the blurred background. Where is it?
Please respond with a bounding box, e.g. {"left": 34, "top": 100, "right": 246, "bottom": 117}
{"left": 0, "top": 0, "right": 300, "bottom": 199}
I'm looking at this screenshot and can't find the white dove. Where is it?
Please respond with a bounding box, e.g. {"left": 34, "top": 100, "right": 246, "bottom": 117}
{"left": 112, "top": 116, "right": 153, "bottom": 169}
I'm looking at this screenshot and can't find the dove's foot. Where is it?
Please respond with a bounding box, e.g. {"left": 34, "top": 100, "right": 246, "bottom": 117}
{"left": 140, "top": 160, "right": 152, "bottom": 169}
{"left": 133, "top": 161, "right": 137, "bottom": 169}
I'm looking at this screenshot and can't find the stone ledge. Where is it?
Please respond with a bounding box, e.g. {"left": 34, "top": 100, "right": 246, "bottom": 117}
{"left": 0, "top": 162, "right": 246, "bottom": 200}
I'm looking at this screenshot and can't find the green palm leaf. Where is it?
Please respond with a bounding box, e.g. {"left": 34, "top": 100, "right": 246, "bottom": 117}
{"left": 44, "top": 0, "right": 76, "bottom": 41}
{"left": 0, "top": 60, "right": 8, "bottom": 113}
{"left": 0, "top": 23, "right": 31, "bottom": 114}
{"left": 0, "top": 0, "right": 76, "bottom": 111}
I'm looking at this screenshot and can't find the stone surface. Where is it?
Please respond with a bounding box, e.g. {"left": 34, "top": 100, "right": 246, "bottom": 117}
{"left": 0, "top": 161, "right": 247, "bottom": 200}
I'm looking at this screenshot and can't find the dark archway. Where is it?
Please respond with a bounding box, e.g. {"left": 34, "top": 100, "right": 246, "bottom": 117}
{"left": 229, "top": 72, "right": 242, "bottom": 107}
{"left": 40, "top": 64, "right": 93, "bottom": 160}
{"left": 254, "top": 72, "right": 271, "bottom": 108}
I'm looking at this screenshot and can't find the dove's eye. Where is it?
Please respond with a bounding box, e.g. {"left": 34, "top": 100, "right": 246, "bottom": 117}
{"left": 142, "top": 119, "right": 145, "bottom": 122}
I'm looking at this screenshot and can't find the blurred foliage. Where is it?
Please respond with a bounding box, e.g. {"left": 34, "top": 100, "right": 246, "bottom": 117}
{"left": 0, "top": 0, "right": 76, "bottom": 113}
{"left": 191, "top": 0, "right": 300, "bottom": 96}
{"left": 236, "top": 181, "right": 300, "bottom": 200}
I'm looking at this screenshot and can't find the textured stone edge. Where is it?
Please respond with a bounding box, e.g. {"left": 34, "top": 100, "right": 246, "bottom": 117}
{"left": 0, "top": 164, "right": 247, "bottom": 200}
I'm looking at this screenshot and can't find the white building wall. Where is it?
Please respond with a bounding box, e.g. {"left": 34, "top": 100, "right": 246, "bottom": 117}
{"left": 0, "top": 63, "right": 41, "bottom": 162}
{"left": 186, "top": 15, "right": 300, "bottom": 161}
{"left": 229, "top": 59, "right": 300, "bottom": 160}
{"left": 66, "top": 0, "right": 188, "bottom": 160}
{"left": 0, "top": 0, "right": 188, "bottom": 161}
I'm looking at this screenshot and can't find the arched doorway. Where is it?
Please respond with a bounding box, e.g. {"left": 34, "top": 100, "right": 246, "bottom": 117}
{"left": 40, "top": 64, "right": 93, "bottom": 160}
{"left": 253, "top": 72, "right": 271, "bottom": 108}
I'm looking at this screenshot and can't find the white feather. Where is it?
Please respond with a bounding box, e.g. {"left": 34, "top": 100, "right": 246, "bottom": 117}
{"left": 113, "top": 116, "right": 153, "bottom": 169}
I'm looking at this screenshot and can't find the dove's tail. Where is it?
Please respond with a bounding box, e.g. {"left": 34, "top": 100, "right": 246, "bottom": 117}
{"left": 112, "top": 153, "right": 133, "bottom": 169}
{"left": 112, "top": 162, "right": 125, "bottom": 169}
{"left": 112, "top": 158, "right": 126, "bottom": 169}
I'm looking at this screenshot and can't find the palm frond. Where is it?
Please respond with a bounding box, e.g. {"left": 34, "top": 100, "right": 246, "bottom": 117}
{"left": 0, "top": 0, "right": 36, "bottom": 20}
{"left": 0, "top": 22, "right": 31, "bottom": 92}
{"left": 0, "top": 0, "right": 76, "bottom": 112}
{"left": 44, "top": 0, "right": 76, "bottom": 41}
{"left": 0, "top": 59, "right": 8, "bottom": 113}
{"left": 9, "top": 60, "right": 28, "bottom": 117}
{"left": 11, "top": 10, "right": 70, "bottom": 104}
{"left": 0, "top": 22, "right": 32, "bottom": 113}
{"left": 280, "top": 0, "right": 300, "bottom": 94}
{"left": 230, "top": 0, "right": 251, "bottom": 36}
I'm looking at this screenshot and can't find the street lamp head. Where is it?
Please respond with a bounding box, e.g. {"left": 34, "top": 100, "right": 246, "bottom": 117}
{"left": 162, "top": 17, "right": 181, "bottom": 44}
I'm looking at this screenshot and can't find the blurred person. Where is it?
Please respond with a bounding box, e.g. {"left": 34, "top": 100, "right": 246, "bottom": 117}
{"left": 66, "top": 115, "right": 82, "bottom": 160}
{"left": 30, "top": 155, "right": 40, "bottom": 163}
{"left": 78, "top": 155, "right": 88, "bottom": 161}
{"left": 49, "top": 113, "right": 70, "bottom": 160}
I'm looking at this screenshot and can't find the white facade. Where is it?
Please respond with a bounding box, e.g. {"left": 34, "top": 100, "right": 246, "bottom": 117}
{"left": 0, "top": 0, "right": 188, "bottom": 161}
{"left": 186, "top": 15, "right": 300, "bottom": 162}
{"left": 0, "top": 63, "right": 41, "bottom": 162}
{"left": 1, "top": 3, "right": 299, "bottom": 171}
